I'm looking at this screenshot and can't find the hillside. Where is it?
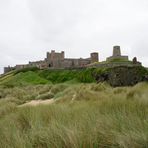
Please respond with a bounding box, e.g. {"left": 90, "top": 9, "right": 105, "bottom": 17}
{"left": 1, "top": 66, "right": 148, "bottom": 87}
{"left": 0, "top": 67, "right": 148, "bottom": 147}
{"left": 0, "top": 68, "right": 97, "bottom": 87}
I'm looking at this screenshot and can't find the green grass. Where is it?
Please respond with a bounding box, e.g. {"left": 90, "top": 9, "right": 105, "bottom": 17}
{"left": 107, "top": 58, "right": 132, "bottom": 63}
{"left": 1, "top": 67, "right": 148, "bottom": 88}
{"left": 0, "top": 67, "right": 148, "bottom": 147}
{"left": 0, "top": 68, "right": 98, "bottom": 87}
{"left": 38, "top": 69, "right": 97, "bottom": 83}
{"left": 88, "top": 59, "right": 133, "bottom": 68}
{"left": 0, "top": 82, "right": 148, "bottom": 147}
{"left": 0, "top": 71, "right": 50, "bottom": 87}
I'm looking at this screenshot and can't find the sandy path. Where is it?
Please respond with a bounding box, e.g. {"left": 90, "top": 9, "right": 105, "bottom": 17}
{"left": 19, "top": 99, "right": 54, "bottom": 107}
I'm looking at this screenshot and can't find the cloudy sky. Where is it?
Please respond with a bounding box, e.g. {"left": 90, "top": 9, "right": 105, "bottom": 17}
{"left": 0, "top": 0, "right": 148, "bottom": 73}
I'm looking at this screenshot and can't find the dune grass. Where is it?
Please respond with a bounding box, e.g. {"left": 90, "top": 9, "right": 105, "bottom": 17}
{"left": 0, "top": 82, "right": 148, "bottom": 147}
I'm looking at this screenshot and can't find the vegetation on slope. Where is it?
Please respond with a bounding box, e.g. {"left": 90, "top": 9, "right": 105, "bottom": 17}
{"left": 0, "top": 71, "right": 50, "bottom": 87}
{"left": 88, "top": 58, "right": 132, "bottom": 66}
{"left": 0, "top": 68, "right": 101, "bottom": 87}
{"left": 1, "top": 66, "right": 148, "bottom": 87}
{"left": 107, "top": 58, "right": 132, "bottom": 63}
{"left": 0, "top": 82, "right": 148, "bottom": 147}
{"left": 38, "top": 69, "right": 95, "bottom": 83}
{"left": 0, "top": 67, "right": 148, "bottom": 147}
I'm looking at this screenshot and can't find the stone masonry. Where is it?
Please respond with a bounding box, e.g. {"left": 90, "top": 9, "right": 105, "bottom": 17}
{"left": 107, "top": 46, "right": 128, "bottom": 61}
{"left": 44, "top": 50, "right": 99, "bottom": 69}
{"left": 4, "top": 50, "right": 99, "bottom": 73}
{"left": 4, "top": 46, "right": 141, "bottom": 74}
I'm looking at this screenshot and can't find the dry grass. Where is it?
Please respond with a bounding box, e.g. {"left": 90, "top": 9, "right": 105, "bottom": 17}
{"left": 0, "top": 82, "right": 148, "bottom": 147}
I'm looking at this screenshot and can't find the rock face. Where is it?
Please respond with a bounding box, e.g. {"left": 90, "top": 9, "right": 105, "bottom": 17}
{"left": 94, "top": 66, "right": 148, "bottom": 87}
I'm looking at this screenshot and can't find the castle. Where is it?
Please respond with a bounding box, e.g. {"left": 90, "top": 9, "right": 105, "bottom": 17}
{"left": 4, "top": 50, "right": 99, "bottom": 73}
{"left": 4, "top": 46, "right": 141, "bottom": 74}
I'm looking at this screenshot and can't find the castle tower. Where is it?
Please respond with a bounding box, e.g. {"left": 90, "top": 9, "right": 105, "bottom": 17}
{"left": 51, "top": 50, "right": 55, "bottom": 61}
{"left": 106, "top": 45, "right": 129, "bottom": 61}
{"left": 113, "top": 46, "right": 121, "bottom": 57}
{"left": 61, "top": 51, "right": 65, "bottom": 60}
{"left": 91, "top": 52, "right": 99, "bottom": 63}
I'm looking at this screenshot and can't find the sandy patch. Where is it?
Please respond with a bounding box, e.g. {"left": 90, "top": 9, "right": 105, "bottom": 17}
{"left": 19, "top": 99, "right": 54, "bottom": 107}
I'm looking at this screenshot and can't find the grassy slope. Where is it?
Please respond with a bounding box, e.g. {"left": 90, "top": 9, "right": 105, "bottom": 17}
{"left": 1, "top": 66, "right": 147, "bottom": 87}
{"left": 0, "top": 71, "right": 49, "bottom": 87}
{"left": 0, "top": 68, "right": 148, "bottom": 147}
{"left": 0, "top": 68, "right": 99, "bottom": 87}
{"left": 0, "top": 82, "right": 148, "bottom": 147}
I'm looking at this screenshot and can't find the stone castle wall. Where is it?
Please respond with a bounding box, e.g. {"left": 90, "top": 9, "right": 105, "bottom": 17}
{"left": 45, "top": 51, "right": 98, "bottom": 69}
{"left": 87, "top": 62, "right": 142, "bottom": 68}
{"left": 3, "top": 50, "right": 99, "bottom": 73}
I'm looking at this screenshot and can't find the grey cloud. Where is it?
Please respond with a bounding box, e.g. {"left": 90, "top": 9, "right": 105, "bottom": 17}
{"left": 0, "top": 0, "right": 148, "bottom": 73}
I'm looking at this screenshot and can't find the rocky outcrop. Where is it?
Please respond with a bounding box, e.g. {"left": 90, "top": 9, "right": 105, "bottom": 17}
{"left": 94, "top": 66, "right": 148, "bottom": 87}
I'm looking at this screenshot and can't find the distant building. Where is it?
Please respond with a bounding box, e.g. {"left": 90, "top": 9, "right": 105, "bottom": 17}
{"left": 4, "top": 45, "right": 140, "bottom": 74}
{"left": 3, "top": 50, "right": 99, "bottom": 73}
{"left": 107, "top": 46, "right": 128, "bottom": 61}
{"left": 15, "top": 64, "right": 29, "bottom": 70}
{"left": 45, "top": 50, "right": 99, "bottom": 68}
{"left": 4, "top": 66, "right": 15, "bottom": 73}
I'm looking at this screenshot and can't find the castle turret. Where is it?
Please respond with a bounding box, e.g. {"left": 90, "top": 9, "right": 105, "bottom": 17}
{"left": 107, "top": 46, "right": 128, "bottom": 61}
{"left": 91, "top": 52, "right": 99, "bottom": 63}
{"left": 113, "top": 46, "right": 121, "bottom": 57}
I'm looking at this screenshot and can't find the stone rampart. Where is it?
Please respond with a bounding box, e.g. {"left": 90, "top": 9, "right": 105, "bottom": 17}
{"left": 88, "top": 62, "right": 142, "bottom": 68}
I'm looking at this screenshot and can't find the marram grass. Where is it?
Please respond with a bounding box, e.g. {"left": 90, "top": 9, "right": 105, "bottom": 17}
{"left": 0, "top": 82, "right": 148, "bottom": 148}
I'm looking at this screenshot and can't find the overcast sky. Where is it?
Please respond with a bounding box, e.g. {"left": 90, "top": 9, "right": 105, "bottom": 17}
{"left": 0, "top": 0, "right": 148, "bottom": 73}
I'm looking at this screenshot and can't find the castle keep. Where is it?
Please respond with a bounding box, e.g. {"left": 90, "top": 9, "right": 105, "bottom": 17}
{"left": 44, "top": 50, "right": 98, "bottom": 68}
